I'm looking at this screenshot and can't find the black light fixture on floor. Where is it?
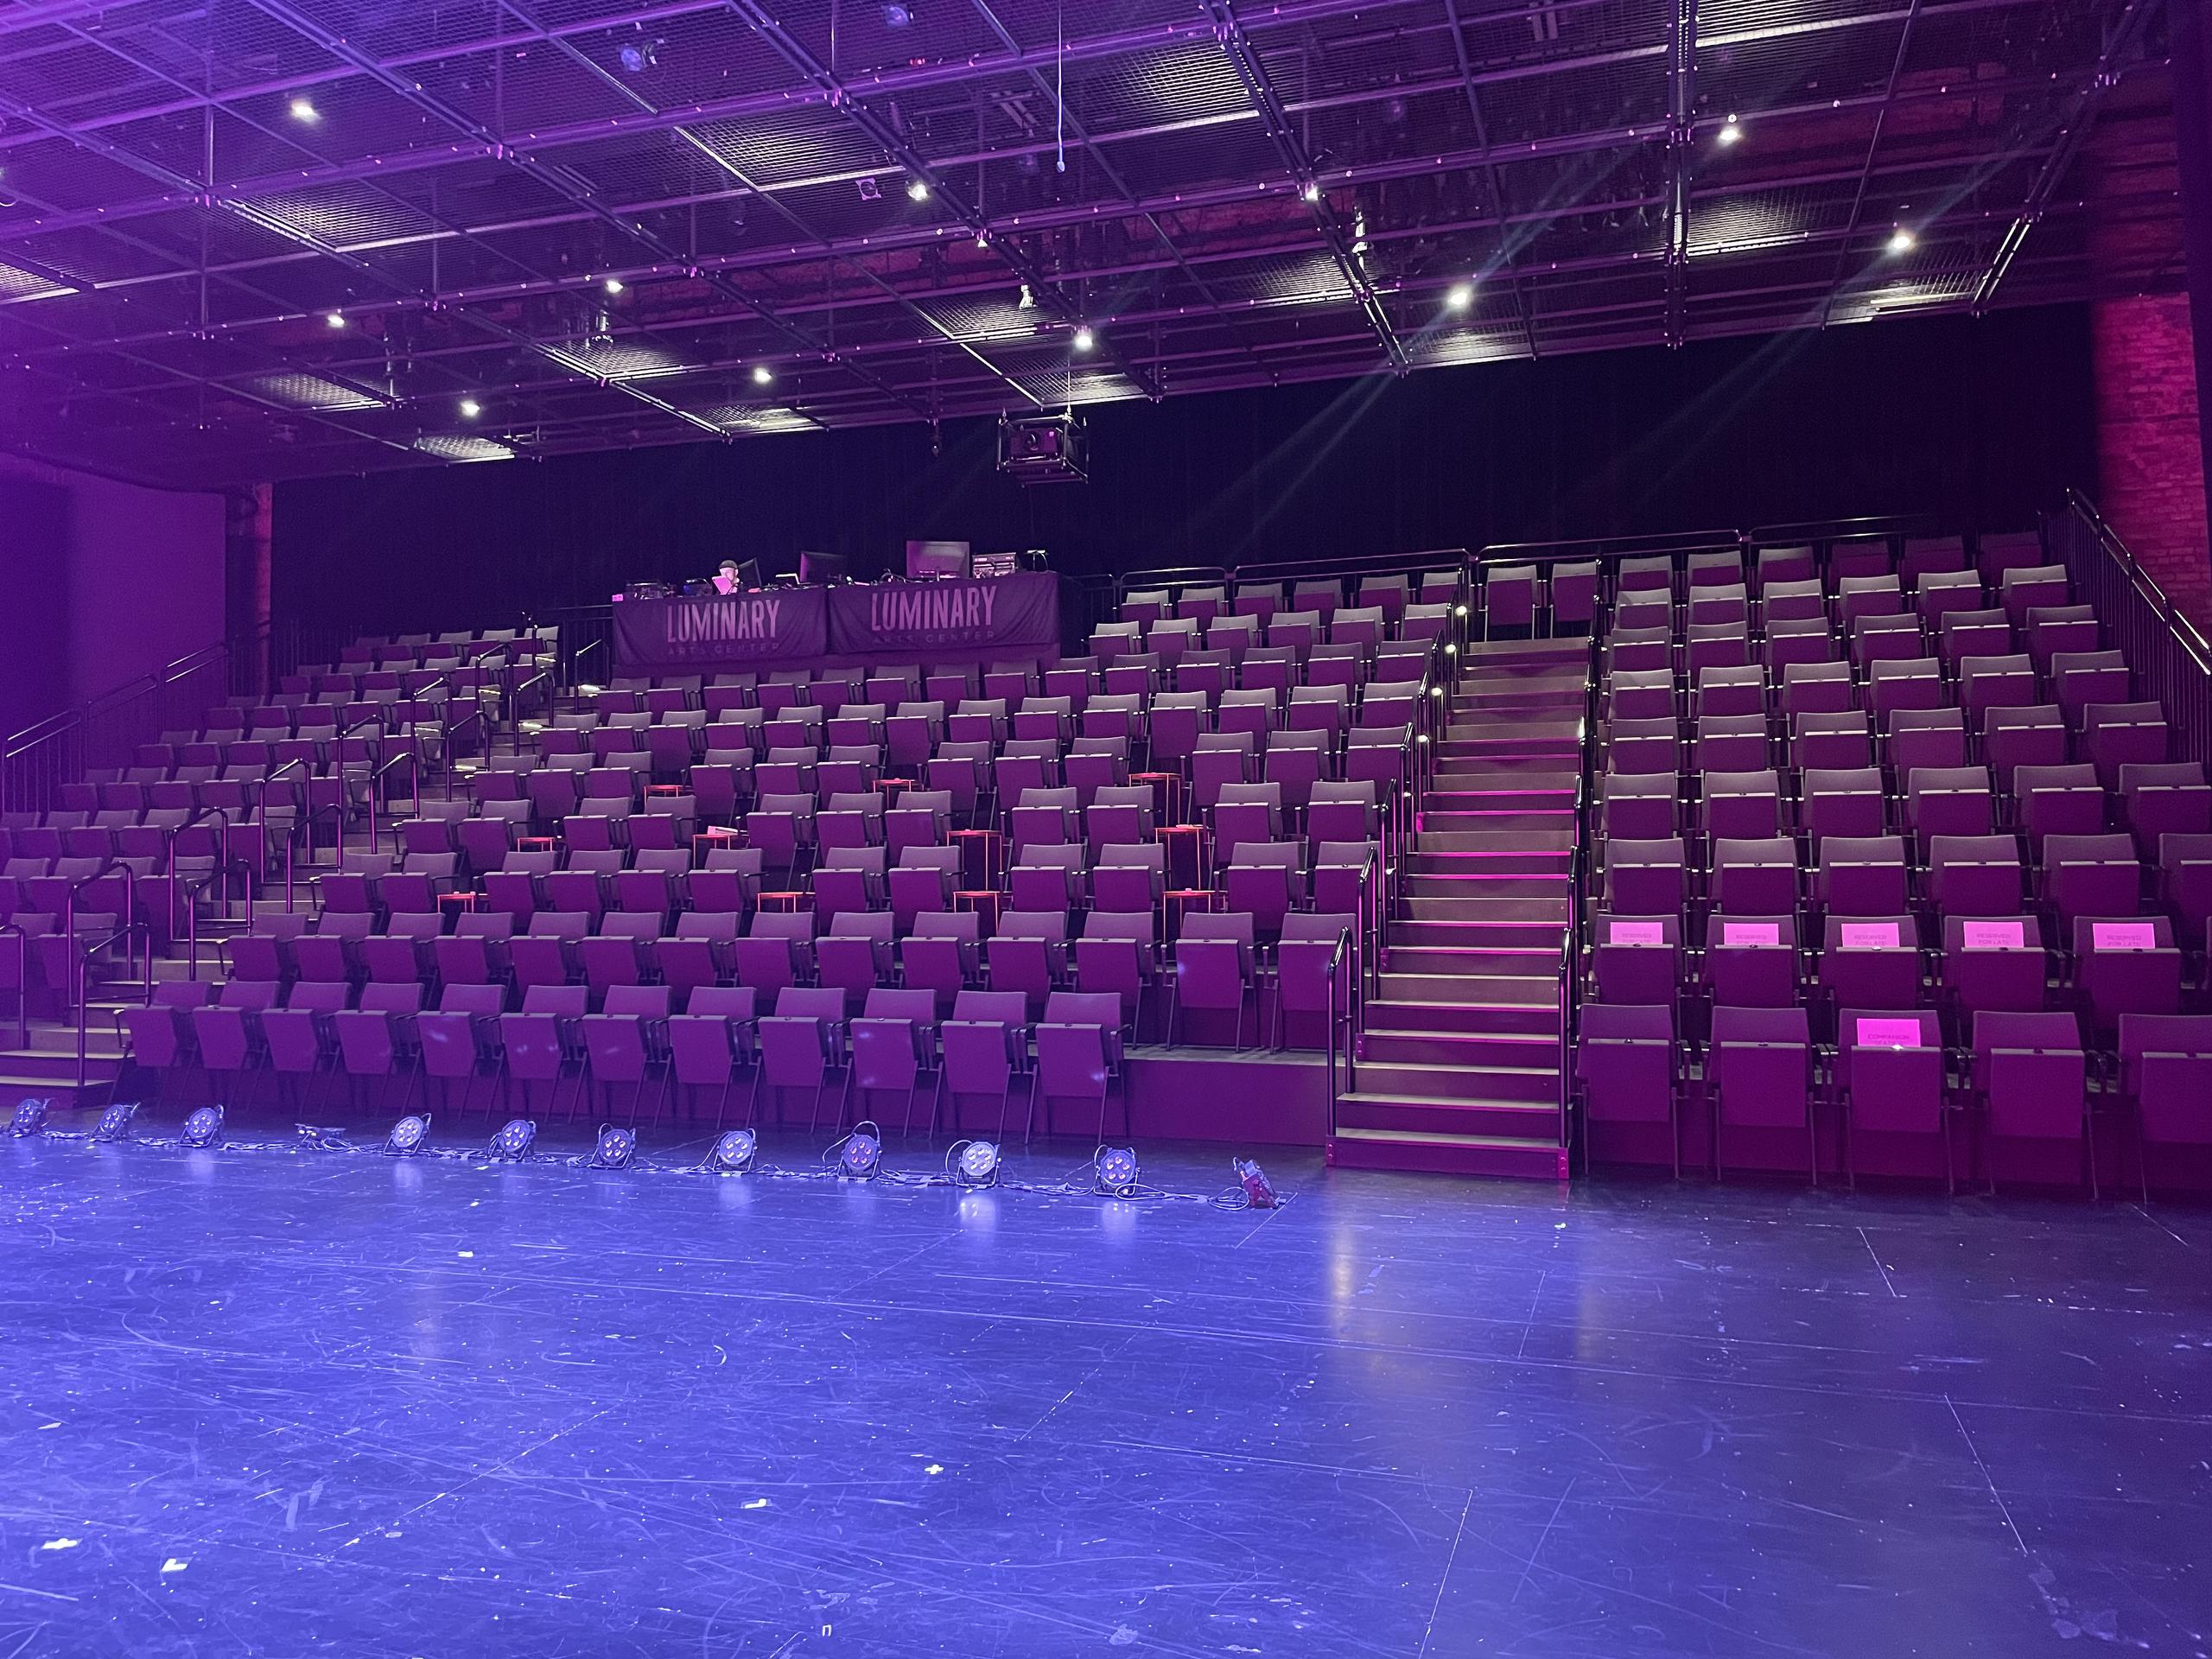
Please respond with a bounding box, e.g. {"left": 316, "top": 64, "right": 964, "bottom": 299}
{"left": 589, "top": 1125, "right": 637, "bottom": 1170}
{"left": 92, "top": 1101, "right": 138, "bottom": 1143}
{"left": 9, "top": 1096, "right": 48, "bottom": 1137}
{"left": 836, "top": 1122, "right": 883, "bottom": 1180}
{"left": 386, "top": 1114, "right": 430, "bottom": 1156}
{"left": 702, "top": 1129, "right": 756, "bottom": 1173}
{"left": 489, "top": 1118, "right": 536, "bottom": 1161}
{"left": 1095, "top": 1145, "right": 1140, "bottom": 1198}
{"left": 180, "top": 1106, "right": 225, "bottom": 1149}
{"left": 951, "top": 1140, "right": 1001, "bottom": 1189}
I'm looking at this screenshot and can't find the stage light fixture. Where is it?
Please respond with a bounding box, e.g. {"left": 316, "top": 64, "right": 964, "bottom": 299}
{"left": 92, "top": 1101, "right": 138, "bottom": 1143}
{"left": 1016, "top": 283, "right": 1035, "bottom": 310}
{"left": 618, "top": 37, "right": 662, "bottom": 73}
{"left": 1300, "top": 181, "right": 1320, "bottom": 203}
{"left": 704, "top": 1129, "right": 756, "bottom": 1173}
{"left": 1444, "top": 283, "right": 1473, "bottom": 310}
{"left": 490, "top": 1117, "right": 536, "bottom": 1161}
{"left": 459, "top": 397, "right": 482, "bottom": 419}
{"left": 1235, "top": 1157, "right": 1278, "bottom": 1209}
{"left": 289, "top": 96, "right": 320, "bottom": 124}
{"left": 181, "top": 1106, "right": 225, "bottom": 1149}
{"left": 1095, "top": 1145, "right": 1140, "bottom": 1198}
{"left": 589, "top": 1124, "right": 637, "bottom": 1170}
{"left": 954, "top": 1141, "right": 1001, "bottom": 1188}
{"left": 9, "top": 1096, "right": 48, "bottom": 1137}
{"left": 838, "top": 1122, "right": 883, "bottom": 1179}
{"left": 856, "top": 175, "right": 882, "bottom": 202}
{"left": 1072, "top": 325, "right": 1096, "bottom": 352}
{"left": 1886, "top": 227, "right": 1916, "bottom": 254}
{"left": 751, "top": 365, "right": 773, "bottom": 385}
{"left": 386, "top": 1114, "right": 430, "bottom": 1156}
{"left": 325, "top": 311, "right": 346, "bottom": 328}
{"left": 1717, "top": 114, "right": 1742, "bottom": 146}
{"left": 906, "top": 178, "right": 930, "bottom": 202}
{"left": 603, "top": 276, "right": 625, "bottom": 296}
{"left": 883, "top": 2, "right": 914, "bottom": 25}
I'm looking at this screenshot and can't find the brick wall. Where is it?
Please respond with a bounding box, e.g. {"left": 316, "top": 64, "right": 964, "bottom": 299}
{"left": 2091, "top": 292, "right": 2212, "bottom": 631}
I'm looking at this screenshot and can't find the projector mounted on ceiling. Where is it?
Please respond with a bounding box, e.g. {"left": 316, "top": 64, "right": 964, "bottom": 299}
{"left": 997, "top": 411, "right": 1088, "bottom": 485}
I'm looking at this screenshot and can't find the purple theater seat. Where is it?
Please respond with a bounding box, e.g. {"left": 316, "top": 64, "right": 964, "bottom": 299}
{"left": 511, "top": 911, "right": 588, "bottom": 993}
{"left": 1601, "top": 772, "right": 1675, "bottom": 841}
{"left": 1973, "top": 1009, "right": 2092, "bottom": 1194}
{"left": 666, "top": 985, "right": 758, "bottom": 1128}
{"left": 1576, "top": 1003, "right": 1679, "bottom": 1172}
{"left": 332, "top": 982, "right": 424, "bottom": 1091}
{"left": 1928, "top": 835, "right": 2023, "bottom": 919}
{"left": 434, "top": 912, "right": 513, "bottom": 986}
{"left": 1835, "top": 1007, "right": 1951, "bottom": 1189}
{"left": 2120, "top": 1014, "right": 2212, "bottom": 1195}
{"left": 817, "top": 912, "right": 894, "bottom": 1004}
{"left": 900, "top": 912, "right": 980, "bottom": 1018}
{"left": 1605, "top": 838, "right": 1686, "bottom": 918}
{"left": 1940, "top": 913, "right": 2046, "bottom": 1017}
{"left": 500, "top": 983, "right": 588, "bottom": 1112}
{"left": 849, "top": 987, "right": 941, "bottom": 1135}
{"left": 581, "top": 984, "right": 672, "bottom": 1122}
{"left": 1076, "top": 911, "right": 1157, "bottom": 1039}
{"left": 2014, "top": 764, "right": 2106, "bottom": 849}
{"left": 2159, "top": 833, "right": 2212, "bottom": 938}
{"left": 1274, "top": 912, "right": 1354, "bottom": 1052}
{"left": 2072, "top": 915, "right": 2181, "bottom": 1035}
{"left": 1710, "top": 838, "right": 1797, "bottom": 918}
{"left": 1816, "top": 914, "right": 1920, "bottom": 1015}
{"left": 756, "top": 986, "right": 848, "bottom": 1130}
{"left": 1709, "top": 1004, "right": 1815, "bottom": 1180}
{"left": 1172, "top": 912, "right": 1255, "bottom": 1048}
{"left": 263, "top": 980, "right": 351, "bottom": 1076}
{"left": 986, "top": 910, "right": 1070, "bottom": 1022}
{"left": 120, "top": 980, "right": 213, "bottom": 1082}
{"left": 359, "top": 913, "right": 440, "bottom": 985}
{"left": 1032, "top": 990, "right": 1126, "bottom": 1140}
{"left": 2121, "top": 762, "right": 2211, "bottom": 844}
{"left": 190, "top": 979, "right": 281, "bottom": 1076}
{"left": 1592, "top": 913, "right": 1680, "bottom": 1007}
{"left": 1702, "top": 913, "right": 1798, "bottom": 1008}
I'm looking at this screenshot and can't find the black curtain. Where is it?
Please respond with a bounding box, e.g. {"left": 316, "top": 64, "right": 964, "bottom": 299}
{"left": 276, "top": 304, "right": 2096, "bottom": 639}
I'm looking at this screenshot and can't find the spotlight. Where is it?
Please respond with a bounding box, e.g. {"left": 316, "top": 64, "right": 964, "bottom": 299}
{"left": 325, "top": 311, "right": 346, "bottom": 329}
{"left": 883, "top": 1, "right": 914, "bottom": 24}
{"left": 181, "top": 1105, "right": 225, "bottom": 1149}
{"left": 751, "top": 365, "right": 773, "bottom": 386}
{"left": 1072, "top": 325, "right": 1095, "bottom": 352}
{"left": 489, "top": 1117, "right": 536, "bottom": 1161}
{"left": 9, "top": 1096, "right": 48, "bottom": 1137}
{"left": 1717, "top": 114, "right": 1742, "bottom": 146}
{"left": 602, "top": 276, "right": 625, "bottom": 295}
{"left": 975, "top": 230, "right": 990, "bottom": 248}
{"left": 289, "top": 96, "right": 320, "bottom": 124}
{"left": 837, "top": 1122, "right": 883, "bottom": 1180}
{"left": 92, "top": 1101, "right": 138, "bottom": 1143}
{"left": 704, "top": 1128, "right": 756, "bottom": 1173}
{"left": 953, "top": 1140, "right": 1001, "bottom": 1189}
{"left": 386, "top": 1114, "right": 430, "bottom": 1156}
{"left": 1016, "top": 283, "right": 1034, "bottom": 311}
{"left": 1300, "top": 181, "right": 1320, "bottom": 203}
{"left": 459, "top": 397, "right": 481, "bottom": 419}
{"left": 589, "top": 1124, "right": 637, "bottom": 1170}
{"left": 1095, "top": 1145, "right": 1140, "bottom": 1198}
{"left": 856, "top": 175, "right": 882, "bottom": 202}
{"left": 906, "top": 178, "right": 930, "bottom": 202}
{"left": 1235, "top": 1157, "right": 1278, "bottom": 1209}
{"left": 1444, "top": 283, "right": 1474, "bottom": 310}
{"left": 617, "top": 37, "right": 662, "bottom": 73}
{"left": 1887, "top": 226, "right": 1916, "bottom": 255}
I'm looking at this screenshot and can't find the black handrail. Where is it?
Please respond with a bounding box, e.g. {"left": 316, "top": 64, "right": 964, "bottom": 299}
{"left": 2051, "top": 492, "right": 2212, "bottom": 767}
{"left": 0, "top": 923, "right": 28, "bottom": 1052}
{"left": 1324, "top": 925, "right": 1351, "bottom": 1147}
{"left": 75, "top": 919, "right": 146, "bottom": 1093}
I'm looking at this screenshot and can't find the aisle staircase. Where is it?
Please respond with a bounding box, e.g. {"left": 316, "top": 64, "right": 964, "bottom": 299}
{"left": 1328, "top": 638, "right": 1588, "bottom": 1179}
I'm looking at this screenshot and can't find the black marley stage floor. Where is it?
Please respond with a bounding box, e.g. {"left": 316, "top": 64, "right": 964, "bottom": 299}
{"left": 2, "top": 1116, "right": 2207, "bottom": 1656}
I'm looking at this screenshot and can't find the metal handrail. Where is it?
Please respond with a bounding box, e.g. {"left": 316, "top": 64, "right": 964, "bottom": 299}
{"left": 253, "top": 755, "right": 311, "bottom": 842}
{"left": 61, "top": 865, "right": 139, "bottom": 1014}
{"left": 74, "top": 918, "right": 146, "bottom": 1093}
{"left": 0, "top": 923, "right": 28, "bottom": 1052}
{"left": 1324, "top": 925, "right": 1351, "bottom": 1146}
{"left": 366, "top": 748, "right": 420, "bottom": 854}
{"left": 569, "top": 637, "right": 607, "bottom": 694}
{"left": 285, "top": 801, "right": 346, "bottom": 914}
{"left": 2053, "top": 491, "right": 2212, "bottom": 766}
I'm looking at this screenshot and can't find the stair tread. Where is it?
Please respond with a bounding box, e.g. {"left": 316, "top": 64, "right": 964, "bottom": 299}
{"left": 1331, "top": 1123, "right": 1560, "bottom": 1147}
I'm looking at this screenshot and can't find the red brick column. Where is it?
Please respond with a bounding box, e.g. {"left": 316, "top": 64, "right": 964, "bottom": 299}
{"left": 2091, "top": 296, "right": 2212, "bottom": 630}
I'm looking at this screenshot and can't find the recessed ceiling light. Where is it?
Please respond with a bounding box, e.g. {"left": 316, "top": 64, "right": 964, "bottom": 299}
{"left": 459, "top": 397, "right": 481, "bottom": 419}
{"left": 1887, "top": 227, "right": 1916, "bottom": 254}
{"left": 603, "top": 276, "right": 624, "bottom": 295}
{"left": 1445, "top": 283, "right": 1474, "bottom": 310}
{"left": 752, "top": 365, "right": 773, "bottom": 385}
{"left": 1072, "top": 325, "right": 1096, "bottom": 352}
{"left": 325, "top": 311, "right": 346, "bottom": 328}
{"left": 907, "top": 179, "right": 930, "bottom": 202}
{"left": 1718, "top": 115, "right": 1742, "bottom": 146}
{"left": 289, "top": 97, "right": 319, "bottom": 124}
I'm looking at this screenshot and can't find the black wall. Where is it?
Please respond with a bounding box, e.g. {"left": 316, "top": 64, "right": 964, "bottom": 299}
{"left": 276, "top": 304, "right": 2097, "bottom": 639}
{"left": 0, "top": 474, "right": 71, "bottom": 735}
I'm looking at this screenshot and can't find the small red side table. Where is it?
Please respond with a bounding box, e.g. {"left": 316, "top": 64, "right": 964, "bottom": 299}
{"left": 955, "top": 889, "right": 1004, "bottom": 933}
{"left": 758, "top": 890, "right": 810, "bottom": 914}
{"left": 950, "top": 826, "right": 1007, "bottom": 890}
{"left": 1164, "top": 887, "right": 1220, "bottom": 941}
{"left": 1157, "top": 822, "right": 1211, "bottom": 890}
{"left": 518, "top": 834, "right": 559, "bottom": 855}
{"left": 439, "top": 890, "right": 480, "bottom": 923}
{"left": 874, "top": 777, "right": 916, "bottom": 807}
{"left": 1131, "top": 769, "right": 1185, "bottom": 826}
{"left": 693, "top": 825, "right": 743, "bottom": 865}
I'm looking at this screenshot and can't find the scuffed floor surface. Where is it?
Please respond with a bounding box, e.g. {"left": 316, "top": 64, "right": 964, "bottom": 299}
{"left": 2, "top": 1119, "right": 2208, "bottom": 1657}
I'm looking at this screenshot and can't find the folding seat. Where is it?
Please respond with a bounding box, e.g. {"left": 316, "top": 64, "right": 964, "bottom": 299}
{"left": 1287, "top": 684, "right": 1351, "bottom": 743}
{"left": 1576, "top": 1004, "right": 1681, "bottom": 1173}
{"left": 1262, "top": 728, "right": 1333, "bottom": 814}
{"left": 1999, "top": 563, "right": 2071, "bottom": 627}
{"left": 2073, "top": 915, "right": 2181, "bottom": 1035}
{"left": 2120, "top": 1014, "right": 2212, "bottom": 1193}
{"left": 1086, "top": 784, "right": 1156, "bottom": 853}
{"left": 1007, "top": 786, "right": 1079, "bottom": 855}
{"left": 1913, "top": 568, "right": 1983, "bottom": 624}
{"left": 986, "top": 909, "right": 1069, "bottom": 1020}
{"left": 884, "top": 789, "right": 951, "bottom": 860}
{"left": 2040, "top": 832, "right": 2142, "bottom": 925}
{"left": 1709, "top": 1005, "right": 1816, "bottom": 1180}
{"left": 1867, "top": 658, "right": 1944, "bottom": 726}
{"left": 1076, "top": 911, "right": 1157, "bottom": 1038}
{"left": 1171, "top": 912, "right": 1257, "bottom": 1047}
{"left": 1216, "top": 687, "right": 1279, "bottom": 742}
{"left": 1694, "top": 664, "right": 1764, "bottom": 719}
{"left": 1710, "top": 837, "right": 1797, "bottom": 916}
{"left": 1984, "top": 704, "right": 2069, "bottom": 792}
{"left": 578, "top": 913, "right": 660, "bottom": 995}
{"left": 542, "top": 850, "right": 615, "bottom": 922}
{"left": 1343, "top": 727, "right": 1411, "bottom": 795}
{"left": 1266, "top": 613, "right": 1321, "bottom": 658}
{"left": 1101, "top": 652, "right": 1160, "bottom": 700}
{"left": 1688, "top": 549, "right": 1743, "bottom": 589}
{"left": 1311, "top": 840, "right": 1376, "bottom": 921}
{"left": 455, "top": 814, "right": 516, "bottom": 874}
{"left": 2159, "top": 832, "right": 2212, "bottom": 939}
{"left": 294, "top": 912, "right": 372, "bottom": 982}
{"left": 1329, "top": 605, "right": 1385, "bottom": 656}
{"left": 525, "top": 766, "right": 582, "bottom": 828}
{"left": 842, "top": 986, "right": 942, "bottom": 1134}
{"left": 1147, "top": 691, "right": 1211, "bottom": 775}
{"left": 753, "top": 673, "right": 811, "bottom": 720}
{"left": 1011, "top": 696, "right": 1072, "bottom": 745}
{"left": 1700, "top": 913, "right": 1796, "bottom": 1008}
{"left": 1305, "top": 780, "right": 1377, "bottom": 848}
{"left": 1176, "top": 584, "right": 1227, "bottom": 627}
{"left": 1064, "top": 735, "right": 1129, "bottom": 806}
{"left": 1887, "top": 709, "right": 1968, "bottom": 779}
{"left": 2120, "top": 762, "right": 2211, "bottom": 844}
{"left": 1937, "top": 913, "right": 2045, "bottom": 1016}
{"left": 1605, "top": 837, "right": 1686, "bottom": 917}
{"left": 1761, "top": 580, "right": 1826, "bottom": 623}
{"left": 1357, "top": 679, "right": 1421, "bottom": 733}
{"left": 743, "top": 793, "right": 817, "bottom": 879}
{"left": 359, "top": 913, "right": 441, "bottom": 984}
{"left": 1687, "top": 584, "right": 1748, "bottom": 628}
{"left": 330, "top": 982, "right": 424, "bottom": 1102}
{"left": 1979, "top": 531, "right": 2044, "bottom": 580}
{"left": 1611, "top": 591, "right": 1670, "bottom": 637}
{"left": 752, "top": 748, "right": 817, "bottom": 799}
{"left": 734, "top": 912, "right": 816, "bottom": 998}
{"left": 899, "top": 912, "right": 981, "bottom": 1016}
{"left": 1482, "top": 565, "right": 1536, "bottom": 633}
{"left": 884, "top": 702, "right": 944, "bottom": 774}
{"left": 1590, "top": 914, "right": 1680, "bottom": 1007}
{"left": 810, "top": 846, "right": 885, "bottom": 918}
{"left": 888, "top": 845, "right": 959, "bottom": 928}
{"left": 498, "top": 983, "right": 588, "bottom": 1111}
{"left": 826, "top": 703, "right": 887, "bottom": 750}
{"left": 2013, "top": 764, "right": 2105, "bottom": 849}
{"left": 1211, "top": 780, "right": 1283, "bottom": 865}
{"left": 1549, "top": 562, "right": 1599, "bottom": 629}
{"left": 224, "top": 912, "right": 310, "bottom": 983}
{"left": 1818, "top": 914, "right": 1921, "bottom": 1015}
{"left": 615, "top": 851, "right": 688, "bottom": 919}
{"left": 1607, "top": 718, "right": 1678, "bottom": 776}
{"left": 945, "top": 700, "right": 1007, "bottom": 748}
{"left": 1092, "top": 844, "right": 1166, "bottom": 913}
{"left": 814, "top": 791, "right": 884, "bottom": 855}
{"left": 1828, "top": 533, "right": 1891, "bottom": 580}
{"left": 654, "top": 912, "right": 737, "bottom": 1005}
{"left": 1817, "top": 836, "right": 1909, "bottom": 917}
{"left": 119, "top": 981, "right": 213, "bottom": 1085}
{"left": 1618, "top": 554, "right": 1672, "bottom": 594}
{"left": 1695, "top": 715, "right": 1768, "bottom": 774}
{"left": 1973, "top": 1010, "right": 2092, "bottom": 1192}
{"left": 1904, "top": 766, "right": 1993, "bottom": 849}
{"left": 1800, "top": 768, "right": 1885, "bottom": 847}
{"left": 1224, "top": 841, "right": 1307, "bottom": 942}
{"left": 1938, "top": 608, "right": 2013, "bottom": 671}
{"left": 2083, "top": 702, "right": 2171, "bottom": 790}
{"left": 1356, "top": 573, "right": 1411, "bottom": 623}
{"left": 922, "top": 665, "right": 978, "bottom": 708}
{"left": 1605, "top": 626, "right": 1671, "bottom": 675}
{"left": 429, "top": 912, "right": 511, "bottom": 987}
{"left": 990, "top": 743, "right": 1062, "bottom": 814}
{"left": 1836, "top": 574, "right": 1904, "bottom": 627}
{"left": 1790, "top": 710, "right": 1872, "bottom": 772}
{"left": 2024, "top": 604, "right": 2100, "bottom": 674}
{"left": 690, "top": 849, "right": 762, "bottom": 916}
{"left": 261, "top": 979, "right": 350, "bottom": 1084}
{"left": 509, "top": 910, "right": 588, "bottom": 993}
{"left": 1607, "top": 669, "right": 1674, "bottom": 721}
{"left": 1835, "top": 1007, "right": 1952, "bottom": 1185}
{"left": 190, "top": 979, "right": 281, "bottom": 1082}
{"left": 1928, "top": 834, "right": 2023, "bottom": 918}
{"left": 1701, "top": 770, "right": 1781, "bottom": 842}
{"left": 816, "top": 912, "right": 895, "bottom": 1004}
{"left": 1958, "top": 654, "right": 2037, "bottom": 730}
{"left": 1009, "top": 842, "right": 1087, "bottom": 913}
{"left": 817, "top": 750, "right": 880, "bottom": 800}
{"left": 1205, "top": 613, "right": 1262, "bottom": 659}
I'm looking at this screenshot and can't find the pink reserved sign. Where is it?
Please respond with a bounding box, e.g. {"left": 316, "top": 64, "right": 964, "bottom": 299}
{"left": 1856, "top": 1017, "right": 1923, "bottom": 1049}
{"left": 1609, "top": 920, "right": 1665, "bottom": 945}
{"left": 1838, "top": 921, "right": 1899, "bottom": 949}
{"left": 1722, "top": 920, "right": 1781, "bottom": 946}
{"left": 2092, "top": 920, "right": 2157, "bottom": 951}
{"left": 1961, "top": 919, "right": 2024, "bottom": 950}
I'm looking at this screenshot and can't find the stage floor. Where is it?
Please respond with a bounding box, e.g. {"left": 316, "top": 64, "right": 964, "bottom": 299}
{"left": 3, "top": 1118, "right": 2207, "bottom": 1656}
